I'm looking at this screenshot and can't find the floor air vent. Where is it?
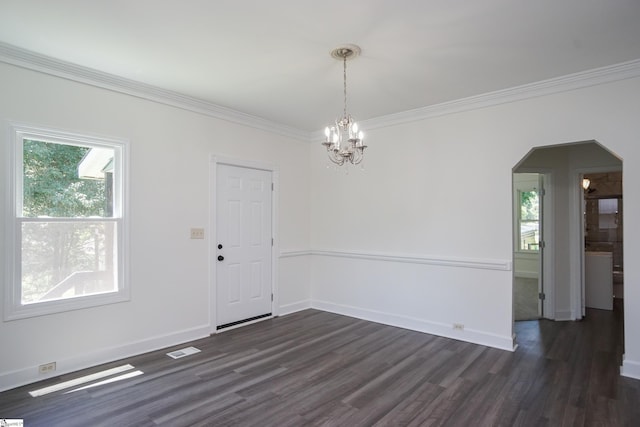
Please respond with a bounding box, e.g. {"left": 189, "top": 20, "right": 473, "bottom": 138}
{"left": 166, "top": 346, "right": 201, "bottom": 359}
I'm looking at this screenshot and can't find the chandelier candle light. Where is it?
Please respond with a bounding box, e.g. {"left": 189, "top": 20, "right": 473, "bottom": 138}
{"left": 322, "top": 44, "right": 367, "bottom": 166}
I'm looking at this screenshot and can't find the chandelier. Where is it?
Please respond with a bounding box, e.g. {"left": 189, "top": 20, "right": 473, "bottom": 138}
{"left": 322, "top": 45, "right": 367, "bottom": 166}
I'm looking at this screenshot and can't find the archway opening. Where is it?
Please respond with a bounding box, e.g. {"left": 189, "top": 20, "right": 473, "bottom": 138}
{"left": 512, "top": 140, "right": 623, "bottom": 325}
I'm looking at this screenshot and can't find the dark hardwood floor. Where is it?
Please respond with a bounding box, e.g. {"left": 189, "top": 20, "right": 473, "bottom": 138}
{"left": 2, "top": 305, "right": 639, "bottom": 426}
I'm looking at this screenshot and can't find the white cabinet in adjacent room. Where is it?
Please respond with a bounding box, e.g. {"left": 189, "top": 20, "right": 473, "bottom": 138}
{"left": 585, "top": 251, "right": 613, "bottom": 310}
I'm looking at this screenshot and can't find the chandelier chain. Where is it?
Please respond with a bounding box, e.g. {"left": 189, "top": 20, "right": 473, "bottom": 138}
{"left": 343, "top": 54, "right": 348, "bottom": 119}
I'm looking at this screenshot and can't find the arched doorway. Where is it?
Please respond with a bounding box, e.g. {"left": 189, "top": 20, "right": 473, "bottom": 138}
{"left": 512, "top": 141, "right": 623, "bottom": 325}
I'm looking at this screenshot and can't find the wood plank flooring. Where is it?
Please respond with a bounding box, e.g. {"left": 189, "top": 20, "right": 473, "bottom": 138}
{"left": 1, "top": 305, "right": 639, "bottom": 426}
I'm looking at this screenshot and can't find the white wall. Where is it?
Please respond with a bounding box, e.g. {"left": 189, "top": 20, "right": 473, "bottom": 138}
{"left": 2, "top": 61, "right": 640, "bottom": 391}
{"left": 0, "top": 63, "right": 311, "bottom": 390}
{"left": 309, "top": 75, "right": 640, "bottom": 378}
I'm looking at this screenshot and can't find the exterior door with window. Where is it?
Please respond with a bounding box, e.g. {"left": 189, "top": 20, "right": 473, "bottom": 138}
{"left": 215, "top": 164, "right": 272, "bottom": 329}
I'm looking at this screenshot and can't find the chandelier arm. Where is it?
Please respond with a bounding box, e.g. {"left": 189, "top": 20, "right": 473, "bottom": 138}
{"left": 329, "top": 151, "right": 344, "bottom": 165}
{"left": 326, "top": 147, "right": 343, "bottom": 165}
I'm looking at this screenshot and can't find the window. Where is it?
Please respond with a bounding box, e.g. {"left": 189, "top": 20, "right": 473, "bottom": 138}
{"left": 518, "top": 190, "right": 539, "bottom": 251}
{"left": 5, "top": 124, "right": 129, "bottom": 320}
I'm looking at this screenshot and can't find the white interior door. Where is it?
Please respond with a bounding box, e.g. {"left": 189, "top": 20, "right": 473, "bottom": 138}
{"left": 216, "top": 164, "right": 272, "bottom": 329}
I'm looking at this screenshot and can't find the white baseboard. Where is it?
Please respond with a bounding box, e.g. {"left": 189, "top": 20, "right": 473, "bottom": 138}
{"left": 554, "top": 310, "right": 574, "bottom": 321}
{"left": 311, "top": 300, "right": 515, "bottom": 352}
{"left": 621, "top": 355, "right": 640, "bottom": 380}
{"left": 0, "top": 324, "right": 210, "bottom": 393}
{"left": 278, "top": 299, "right": 311, "bottom": 316}
{"left": 514, "top": 271, "right": 538, "bottom": 279}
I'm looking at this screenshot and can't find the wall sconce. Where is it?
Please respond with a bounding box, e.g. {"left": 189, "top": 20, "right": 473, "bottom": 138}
{"left": 582, "top": 178, "right": 591, "bottom": 190}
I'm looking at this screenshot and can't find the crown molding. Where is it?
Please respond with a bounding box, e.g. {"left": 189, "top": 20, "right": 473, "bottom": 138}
{"left": 2, "top": 42, "right": 639, "bottom": 142}
{"left": 0, "top": 42, "right": 312, "bottom": 141}
{"left": 361, "top": 58, "right": 640, "bottom": 131}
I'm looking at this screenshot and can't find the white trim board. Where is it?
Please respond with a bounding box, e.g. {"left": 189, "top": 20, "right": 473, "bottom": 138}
{"left": 621, "top": 356, "right": 640, "bottom": 380}
{"left": 311, "top": 300, "right": 516, "bottom": 352}
{"left": 279, "top": 300, "right": 312, "bottom": 316}
{"left": 514, "top": 271, "right": 538, "bottom": 279}
{"left": 0, "top": 324, "right": 210, "bottom": 393}
{"left": 0, "top": 42, "right": 310, "bottom": 142}
{"left": 279, "top": 250, "right": 312, "bottom": 258}
{"left": 2, "top": 42, "right": 639, "bottom": 141}
{"left": 554, "top": 310, "right": 574, "bottom": 321}
{"left": 282, "top": 249, "right": 511, "bottom": 271}
{"left": 357, "top": 59, "right": 640, "bottom": 132}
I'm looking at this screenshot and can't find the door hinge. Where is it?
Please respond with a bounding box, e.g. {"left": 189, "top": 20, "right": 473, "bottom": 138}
{"left": 272, "top": 238, "right": 274, "bottom": 246}
{"left": 539, "top": 188, "right": 546, "bottom": 197}
{"left": 539, "top": 240, "right": 545, "bottom": 249}
{"left": 271, "top": 182, "right": 274, "bottom": 191}
{"left": 539, "top": 292, "right": 546, "bottom": 301}
{"left": 271, "top": 293, "right": 273, "bottom": 302}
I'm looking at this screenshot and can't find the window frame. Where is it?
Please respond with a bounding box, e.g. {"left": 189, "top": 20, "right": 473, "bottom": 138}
{"left": 4, "top": 124, "right": 130, "bottom": 320}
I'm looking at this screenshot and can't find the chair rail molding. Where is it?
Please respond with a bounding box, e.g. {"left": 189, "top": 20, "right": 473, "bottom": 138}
{"left": 287, "top": 248, "right": 511, "bottom": 271}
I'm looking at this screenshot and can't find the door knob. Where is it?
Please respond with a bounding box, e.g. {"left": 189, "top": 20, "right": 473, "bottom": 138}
{"left": 218, "top": 255, "right": 224, "bottom": 261}
{"left": 218, "top": 244, "right": 223, "bottom": 249}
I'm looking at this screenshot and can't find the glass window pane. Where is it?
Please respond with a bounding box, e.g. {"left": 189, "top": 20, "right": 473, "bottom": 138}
{"left": 520, "top": 221, "right": 539, "bottom": 251}
{"left": 22, "top": 139, "right": 114, "bottom": 218}
{"left": 21, "top": 221, "right": 117, "bottom": 304}
{"left": 520, "top": 191, "right": 539, "bottom": 221}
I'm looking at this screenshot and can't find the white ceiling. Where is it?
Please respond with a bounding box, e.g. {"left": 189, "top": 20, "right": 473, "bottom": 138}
{"left": 1, "top": 0, "right": 640, "bottom": 132}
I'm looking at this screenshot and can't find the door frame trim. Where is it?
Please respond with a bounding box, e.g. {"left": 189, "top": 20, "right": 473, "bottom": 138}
{"left": 209, "top": 155, "right": 279, "bottom": 333}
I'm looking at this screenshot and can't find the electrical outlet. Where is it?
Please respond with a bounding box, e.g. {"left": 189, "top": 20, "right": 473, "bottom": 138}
{"left": 190, "top": 228, "right": 205, "bottom": 239}
{"left": 39, "top": 362, "right": 56, "bottom": 374}
{"left": 452, "top": 323, "right": 465, "bottom": 331}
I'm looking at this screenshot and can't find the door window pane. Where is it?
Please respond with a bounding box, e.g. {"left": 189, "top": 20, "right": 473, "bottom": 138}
{"left": 519, "top": 190, "right": 539, "bottom": 251}
{"left": 520, "top": 191, "right": 539, "bottom": 221}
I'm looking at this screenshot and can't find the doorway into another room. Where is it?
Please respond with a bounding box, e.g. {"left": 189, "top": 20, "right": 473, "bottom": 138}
{"left": 513, "top": 173, "right": 543, "bottom": 321}
{"left": 512, "top": 141, "right": 623, "bottom": 326}
{"left": 582, "top": 171, "right": 623, "bottom": 311}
